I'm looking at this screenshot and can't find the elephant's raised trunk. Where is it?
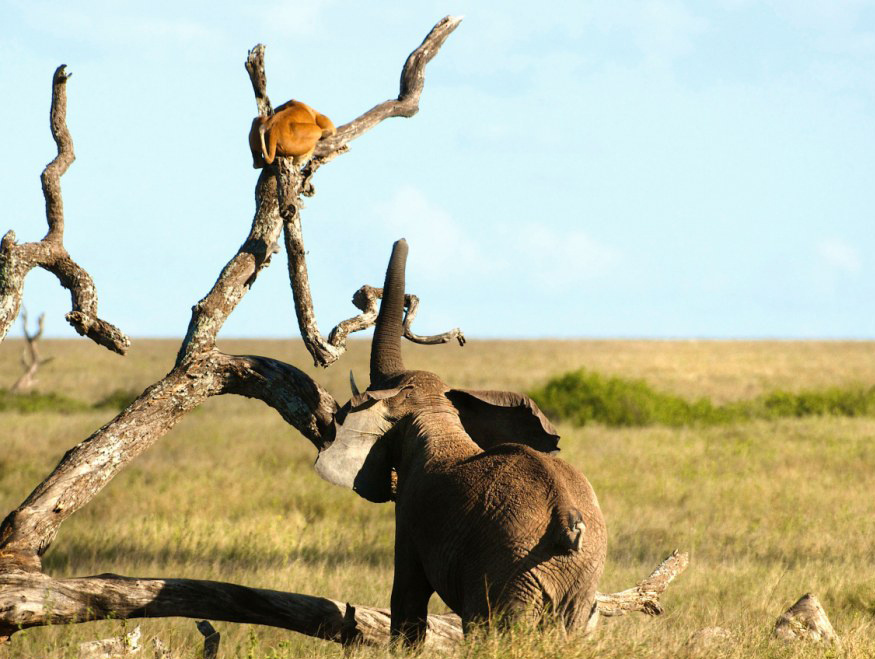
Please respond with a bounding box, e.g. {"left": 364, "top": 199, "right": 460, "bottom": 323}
{"left": 370, "top": 239, "right": 408, "bottom": 385}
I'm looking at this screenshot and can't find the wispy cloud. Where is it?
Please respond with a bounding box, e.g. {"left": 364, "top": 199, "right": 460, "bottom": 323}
{"left": 818, "top": 238, "right": 862, "bottom": 274}
{"left": 251, "top": 0, "right": 337, "bottom": 38}
{"left": 373, "top": 186, "right": 489, "bottom": 280}
{"left": 509, "top": 223, "right": 621, "bottom": 287}
{"left": 581, "top": 0, "right": 709, "bottom": 66}
{"left": 12, "top": 0, "right": 220, "bottom": 53}
{"left": 373, "top": 187, "right": 620, "bottom": 292}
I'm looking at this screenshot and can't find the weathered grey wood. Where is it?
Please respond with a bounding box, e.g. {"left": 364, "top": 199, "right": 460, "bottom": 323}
{"left": 403, "top": 294, "right": 465, "bottom": 346}
{"left": 78, "top": 625, "right": 141, "bottom": 659}
{"left": 595, "top": 550, "right": 689, "bottom": 617}
{"left": 0, "top": 66, "right": 130, "bottom": 353}
{"left": 316, "top": 16, "right": 463, "bottom": 159}
{"left": 0, "top": 553, "right": 685, "bottom": 648}
{"left": 0, "top": 351, "right": 337, "bottom": 571}
{"left": 270, "top": 16, "right": 465, "bottom": 367}
{"left": 0, "top": 571, "right": 460, "bottom": 650}
{"left": 0, "top": 18, "right": 464, "bottom": 570}
{"left": 772, "top": 593, "right": 839, "bottom": 644}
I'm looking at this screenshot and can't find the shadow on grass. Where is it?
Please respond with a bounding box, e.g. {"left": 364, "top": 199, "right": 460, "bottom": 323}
{"left": 42, "top": 539, "right": 392, "bottom": 574}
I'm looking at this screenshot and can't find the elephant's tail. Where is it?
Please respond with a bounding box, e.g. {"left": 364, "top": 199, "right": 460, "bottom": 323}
{"left": 552, "top": 505, "right": 587, "bottom": 553}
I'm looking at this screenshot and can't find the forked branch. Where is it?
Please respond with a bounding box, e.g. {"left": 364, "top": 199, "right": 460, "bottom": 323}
{"left": 268, "top": 16, "right": 465, "bottom": 367}
{"left": 9, "top": 308, "right": 53, "bottom": 392}
{"left": 0, "top": 17, "right": 459, "bottom": 576}
{"left": 0, "top": 66, "right": 130, "bottom": 354}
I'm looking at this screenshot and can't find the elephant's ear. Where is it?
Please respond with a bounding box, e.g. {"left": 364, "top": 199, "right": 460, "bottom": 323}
{"left": 446, "top": 389, "right": 561, "bottom": 453}
{"left": 313, "top": 398, "right": 396, "bottom": 503}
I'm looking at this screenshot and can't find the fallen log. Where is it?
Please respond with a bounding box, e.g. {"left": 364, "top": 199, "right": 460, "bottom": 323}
{"left": 0, "top": 551, "right": 688, "bottom": 650}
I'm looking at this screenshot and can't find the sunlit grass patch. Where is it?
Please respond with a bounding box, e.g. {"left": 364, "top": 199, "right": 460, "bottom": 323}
{"left": 2, "top": 340, "right": 875, "bottom": 657}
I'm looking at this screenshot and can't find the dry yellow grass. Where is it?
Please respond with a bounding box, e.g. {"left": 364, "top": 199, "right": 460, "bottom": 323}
{"left": 1, "top": 339, "right": 874, "bottom": 658}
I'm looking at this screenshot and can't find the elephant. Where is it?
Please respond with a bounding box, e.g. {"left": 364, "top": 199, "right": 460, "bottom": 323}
{"left": 315, "top": 239, "right": 607, "bottom": 645}
{"left": 249, "top": 99, "right": 335, "bottom": 168}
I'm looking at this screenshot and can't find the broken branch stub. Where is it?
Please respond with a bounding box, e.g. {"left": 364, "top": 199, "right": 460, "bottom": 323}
{"left": 772, "top": 593, "right": 839, "bottom": 644}
{"left": 595, "top": 550, "right": 689, "bottom": 617}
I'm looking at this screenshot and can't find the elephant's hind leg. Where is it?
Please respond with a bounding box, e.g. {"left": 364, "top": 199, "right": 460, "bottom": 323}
{"left": 390, "top": 543, "right": 433, "bottom": 646}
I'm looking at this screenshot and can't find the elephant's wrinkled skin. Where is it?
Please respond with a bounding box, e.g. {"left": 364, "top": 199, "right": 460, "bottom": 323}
{"left": 315, "top": 239, "right": 607, "bottom": 645}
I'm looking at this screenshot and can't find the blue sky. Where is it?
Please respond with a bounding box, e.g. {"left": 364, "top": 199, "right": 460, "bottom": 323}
{"left": 2, "top": 0, "right": 873, "bottom": 339}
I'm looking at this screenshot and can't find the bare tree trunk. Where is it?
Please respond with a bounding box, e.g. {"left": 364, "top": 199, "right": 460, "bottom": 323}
{"left": 0, "top": 15, "right": 687, "bottom": 651}
{"left": 0, "top": 15, "right": 462, "bottom": 575}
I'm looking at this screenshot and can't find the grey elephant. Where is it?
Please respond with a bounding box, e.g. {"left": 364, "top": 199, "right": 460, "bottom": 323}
{"left": 315, "top": 239, "right": 607, "bottom": 645}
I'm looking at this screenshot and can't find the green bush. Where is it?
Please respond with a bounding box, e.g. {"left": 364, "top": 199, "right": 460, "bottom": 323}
{"left": 530, "top": 369, "right": 875, "bottom": 428}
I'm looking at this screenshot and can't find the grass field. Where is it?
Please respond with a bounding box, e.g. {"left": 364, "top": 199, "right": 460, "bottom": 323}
{"left": 1, "top": 338, "right": 874, "bottom": 658}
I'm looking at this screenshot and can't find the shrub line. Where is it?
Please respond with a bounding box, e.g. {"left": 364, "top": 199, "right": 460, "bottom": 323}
{"left": 529, "top": 369, "right": 875, "bottom": 428}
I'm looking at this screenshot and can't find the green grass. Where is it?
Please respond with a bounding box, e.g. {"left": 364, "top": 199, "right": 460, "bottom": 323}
{"left": 1, "top": 339, "right": 875, "bottom": 658}
{"left": 530, "top": 368, "right": 875, "bottom": 427}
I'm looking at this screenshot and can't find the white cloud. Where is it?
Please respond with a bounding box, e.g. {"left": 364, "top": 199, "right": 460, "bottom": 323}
{"left": 372, "top": 187, "right": 620, "bottom": 295}
{"left": 818, "top": 238, "right": 862, "bottom": 273}
{"left": 13, "top": 0, "right": 220, "bottom": 50}
{"left": 508, "top": 223, "right": 621, "bottom": 288}
{"left": 373, "top": 186, "right": 490, "bottom": 280}
{"left": 254, "top": 0, "right": 337, "bottom": 38}
{"left": 376, "top": 186, "right": 621, "bottom": 291}
{"left": 587, "top": 0, "right": 709, "bottom": 66}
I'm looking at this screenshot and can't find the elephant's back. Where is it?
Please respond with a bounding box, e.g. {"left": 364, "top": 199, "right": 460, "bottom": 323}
{"left": 410, "top": 445, "right": 606, "bottom": 628}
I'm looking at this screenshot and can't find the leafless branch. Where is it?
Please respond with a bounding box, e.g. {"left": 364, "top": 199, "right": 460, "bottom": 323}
{"left": 10, "top": 308, "right": 53, "bottom": 392}
{"left": 0, "top": 66, "right": 130, "bottom": 354}
{"left": 0, "top": 17, "right": 456, "bottom": 583}
{"left": 267, "top": 16, "right": 464, "bottom": 367}
{"left": 317, "top": 16, "right": 464, "bottom": 159}
{"left": 403, "top": 294, "right": 466, "bottom": 346}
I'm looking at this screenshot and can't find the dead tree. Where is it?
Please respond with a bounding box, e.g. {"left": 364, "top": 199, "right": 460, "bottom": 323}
{"left": 0, "top": 17, "right": 685, "bottom": 650}
{"left": 9, "top": 308, "right": 53, "bottom": 392}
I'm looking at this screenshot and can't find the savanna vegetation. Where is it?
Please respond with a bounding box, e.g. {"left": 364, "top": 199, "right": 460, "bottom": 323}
{"left": 531, "top": 368, "right": 875, "bottom": 428}
{"left": 1, "top": 338, "right": 873, "bottom": 658}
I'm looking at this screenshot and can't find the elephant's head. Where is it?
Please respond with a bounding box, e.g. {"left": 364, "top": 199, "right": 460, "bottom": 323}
{"left": 314, "top": 239, "right": 562, "bottom": 502}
